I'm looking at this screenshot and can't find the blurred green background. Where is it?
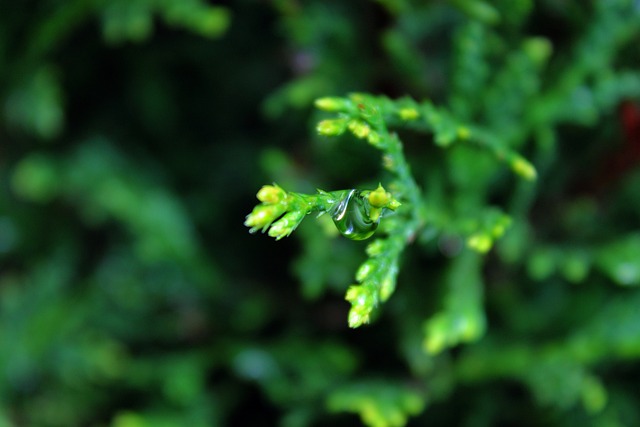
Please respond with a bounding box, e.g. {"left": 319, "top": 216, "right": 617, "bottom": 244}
{"left": 2, "top": 0, "right": 640, "bottom": 426}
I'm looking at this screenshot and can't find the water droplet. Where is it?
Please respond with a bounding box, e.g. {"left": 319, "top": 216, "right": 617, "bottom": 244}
{"left": 330, "top": 190, "right": 379, "bottom": 240}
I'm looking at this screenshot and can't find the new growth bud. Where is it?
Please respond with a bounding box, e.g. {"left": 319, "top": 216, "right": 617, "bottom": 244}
{"left": 314, "top": 97, "right": 350, "bottom": 112}
{"left": 317, "top": 118, "right": 349, "bottom": 136}
{"left": 368, "top": 184, "right": 392, "bottom": 208}
{"left": 267, "top": 211, "right": 306, "bottom": 240}
{"left": 356, "top": 260, "right": 375, "bottom": 282}
{"left": 354, "top": 184, "right": 400, "bottom": 224}
{"left": 399, "top": 108, "right": 419, "bottom": 121}
{"left": 345, "top": 285, "right": 376, "bottom": 328}
{"left": 347, "top": 120, "right": 371, "bottom": 139}
{"left": 245, "top": 204, "right": 287, "bottom": 233}
{"left": 510, "top": 155, "right": 537, "bottom": 181}
{"left": 256, "top": 184, "right": 286, "bottom": 204}
{"left": 367, "top": 131, "right": 383, "bottom": 148}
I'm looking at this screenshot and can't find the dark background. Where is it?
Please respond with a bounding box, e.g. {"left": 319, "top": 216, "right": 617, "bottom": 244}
{"left": 2, "top": 1, "right": 640, "bottom": 426}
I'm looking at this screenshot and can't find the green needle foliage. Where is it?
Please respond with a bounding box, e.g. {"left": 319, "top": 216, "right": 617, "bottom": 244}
{"left": 4, "top": 0, "right": 640, "bottom": 426}
{"left": 242, "top": 0, "right": 640, "bottom": 425}
{"left": 247, "top": 92, "right": 533, "bottom": 328}
{"left": 245, "top": 183, "right": 400, "bottom": 241}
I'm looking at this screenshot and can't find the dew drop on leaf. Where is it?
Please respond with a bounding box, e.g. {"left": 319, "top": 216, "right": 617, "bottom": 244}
{"left": 330, "top": 190, "right": 379, "bottom": 240}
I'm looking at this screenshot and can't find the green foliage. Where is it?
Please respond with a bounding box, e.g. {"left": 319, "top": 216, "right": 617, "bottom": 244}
{"left": 248, "top": 88, "right": 539, "bottom": 328}
{"left": 3, "top": 0, "right": 640, "bottom": 426}
{"left": 245, "top": 183, "right": 399, "bottom": 241}
{"left": 100, "top": 0, "right": 230, "bottom": 44}
{"left": 327, "top": 380, "right": 425, "bottom": 427}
